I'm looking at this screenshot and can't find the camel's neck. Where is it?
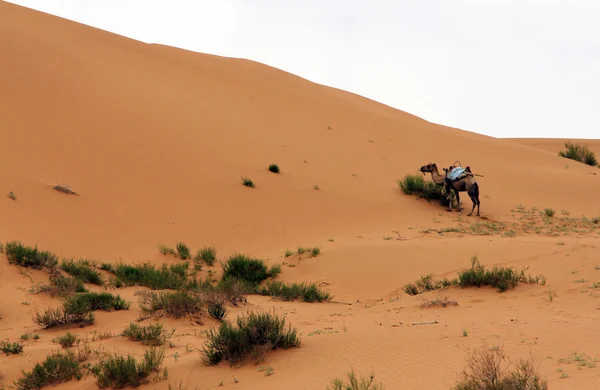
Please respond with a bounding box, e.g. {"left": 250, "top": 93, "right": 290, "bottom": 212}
{"left": 429, "top": 168, "right": 445, "bottom": 184}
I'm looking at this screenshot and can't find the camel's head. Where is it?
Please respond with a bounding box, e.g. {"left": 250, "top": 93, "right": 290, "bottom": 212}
{"left": 419, "top": 163, "right": 436, "bottom": 174}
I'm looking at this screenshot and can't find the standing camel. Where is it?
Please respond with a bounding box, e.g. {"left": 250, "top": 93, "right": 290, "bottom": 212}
{"left": 419, "top": 162, "right": 481, "bottom": 217}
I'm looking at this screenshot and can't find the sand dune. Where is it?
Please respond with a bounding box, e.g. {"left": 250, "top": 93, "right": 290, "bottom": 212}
{"left": 1, "top": 2, "right": 600, "bottom": 389}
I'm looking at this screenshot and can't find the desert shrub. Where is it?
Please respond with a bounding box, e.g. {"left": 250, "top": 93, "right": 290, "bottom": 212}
{"left": 53, "top": 332, "right": 79, "bottom": 348}
{"left": 242, "top": 177, "right": 255, "bottom": 187}
{"left": 452, "top": 345, "right": 548, "bottom": 390}
{"left": 208, "top": 301, "right": 227, "bottom": 321}
{"left": 559, "top": 141, "right": 598, "bottom": 167}
{"left": 195, "top": 246, "right": 217, "bottom": 266}
{"left": 35, "top": 292, "right": 127, "bottom": 329}
{"left": 215, "top": 277, "right": 251, "bottom": 305}
{"left": 93, "top": 347, "right": 165, "bottom": 389}
{"left": 137, "top": 290, "right": 203, "bottom": 319}
{"left": 327, "top": 369, "right": 384, "bottom": 390}
{"left": 202, "top": 311, "right": 300, "bottom": 366}
{"left": 66, "top": 292, "right": 130, "bottom": 312}
{"left": 258, "top": 281, "right": 331, "bottom": 302}
{"left": 268, "top": 164, "right": 280, "bottom": 173}
{"left": 42, "top": 273, "right": 87, "bottom": 297}
{"left": 457, "top": 256, "right": 545, "bottom": 293}
{"left": 5, "top": 241, "right": 58, "bottom": 271}
{"left": 176, "top": 242, "right": 191, "bottom": 260}
{"left": 403, "top": 275, "right": 456, "bottom": 296}
{"left": 221, "top": 255, "right": 274, "bottom": 287}
{"left": 113, "top": 263, "right": 187, "bottom": 290}
{"left": 60, "top": 259, "right": 103, "bottom": 285}
{"left": 14, "top": 350, "right": 82, "bottom": 390}
{"left": 543, "top": 208, "right": 555, "bottom": 218}
{"left": 1, "top": 339, "right": 24, "bottom": 355}
{"left": 311, "top": 247, "right": 321, "bottom": 257}
{"left": 398, "top": 175, "right": 443, "bottom": 200}
{"left": 99, "top": 262, "right": 115, "bottom": 272}
{"left": 122, "top": 323, "right": 171, "bottom": 346}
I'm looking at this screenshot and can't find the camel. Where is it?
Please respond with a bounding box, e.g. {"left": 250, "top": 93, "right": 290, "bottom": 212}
{"left": 419, "top": 162, "right": 481, "bottom": 217}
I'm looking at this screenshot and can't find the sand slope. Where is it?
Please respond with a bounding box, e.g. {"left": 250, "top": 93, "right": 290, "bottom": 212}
{"left": 1, "top": 2, "right": 600, "bottom": 390}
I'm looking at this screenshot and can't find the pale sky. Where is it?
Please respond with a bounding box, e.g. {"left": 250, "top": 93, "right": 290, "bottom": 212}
{"left": 7, "top": 0, "right": 600, "bottom": 139}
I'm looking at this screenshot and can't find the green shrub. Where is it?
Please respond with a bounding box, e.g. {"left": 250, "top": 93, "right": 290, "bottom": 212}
{"left": 175, "top": 242, "right": 191, "bottom": 260}
{"left": 268, "top": 164, "right": 280, "bottom": 173}
{"left": 34, "top": 306, "right": 95, "bottom": 329}
{"left": 258, "top": 281, "right": 331, "bottom": 302}
{"left": 122, "top": 323, "right": 171, "bottom": 346}
{"left": 195, "top": 246, "right": 217, "bottom": 266}
{"left": 137, "top": 290, "right": 203, "bottom": 319}
{"left": 221, "top": 255, "right": 271, "bottom": 287}
{"left": 202, "top": 311, "right": 300, "bottom": 366}
{"left": 208, "top": 301, "right": 227, "bottom": 321}
{"left": 5, "top": 241, "right": 58, "bottom": 271}
{"left": 1, "top": 339, "right": 24, "bottom": 355}
{"left": 397, "top": 175, "right": 443, "bottom": 200}
{"left": 242, "top": 177, "right": 255, "bottom": 187}
{"left": 113, "top": 263, "right": 187, "bottom": 290}
{"left": 93, "top": 347, "right": 165, "bottom": 389}
{"left": 42, "top": 273, "right": 87, "bottom": 297}
{"left": 14, "top": 350, "right": 82, "bottom": 390}
{"left": 559, "top": 141, "right": 598, "bottom": 167}
{"left": 53, "top": 332, "right": 79, "bottom": 348}
{"left": 452, "top": 345, "right": 548, "bottom": 390}
{"left": 327, "top": 369, "right": 384, "bottom": 390}
{"left": 457, "top": 256, "right": 545, "bottom": 293}
{"left": 60, "top": 259, "right": 103, "bottom": 285}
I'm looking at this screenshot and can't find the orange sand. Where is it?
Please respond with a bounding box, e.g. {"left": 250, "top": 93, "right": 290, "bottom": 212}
{"left": 1, "top": 2, "right": 599, "bottom": 389}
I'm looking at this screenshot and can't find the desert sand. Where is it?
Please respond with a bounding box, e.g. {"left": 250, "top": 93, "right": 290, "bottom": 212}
{"left": 1, "top": 2, "right": 599, "bottom": 389}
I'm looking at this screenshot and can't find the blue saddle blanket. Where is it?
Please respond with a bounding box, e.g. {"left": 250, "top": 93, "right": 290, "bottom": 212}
{"left": 448, "top": 167, "right": 467, "bottom": 181}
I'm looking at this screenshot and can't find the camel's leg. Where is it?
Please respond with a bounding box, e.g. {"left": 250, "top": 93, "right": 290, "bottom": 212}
{"left": 467, "top": 182, "right": 480, "bottom": 217}
{"left": 454, "top": 189, "right": 462, "bottom": 212}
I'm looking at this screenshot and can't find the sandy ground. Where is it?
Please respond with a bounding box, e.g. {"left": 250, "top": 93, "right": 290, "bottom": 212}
{"left": 1, "top": 2, "right": 600, "bottom": 389}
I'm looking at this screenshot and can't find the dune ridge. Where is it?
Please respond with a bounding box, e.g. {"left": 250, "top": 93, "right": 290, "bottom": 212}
{"left": 1, "top": 2, "right": 600, "bottom": 389}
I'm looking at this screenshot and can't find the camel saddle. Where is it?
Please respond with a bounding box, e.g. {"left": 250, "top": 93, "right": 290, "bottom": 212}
{"left": 447, "top": 167, "right": 467, "bottom": 181}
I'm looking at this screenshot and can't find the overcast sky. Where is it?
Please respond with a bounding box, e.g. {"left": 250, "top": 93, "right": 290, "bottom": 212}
{"left": 7, "top": 0, "right": 600, "bottom": 139}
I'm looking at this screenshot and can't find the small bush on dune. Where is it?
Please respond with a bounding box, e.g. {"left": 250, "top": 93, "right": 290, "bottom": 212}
{"left": 60, "top": 259, "right": 103, "bottom": 285}
{"left": 113, "top": 263, "right": 188, "bottom": 290}
{"left": 268, "top": 164, "right": 280, "bottom": 173}
{"left": 122, "top": 323, "right": 172, "bottom": 346}
{"left": 176, "top": 242, "right": 191, "bottom": 260}
{"left": 258, "top": 281, "right": 331, "bottom": 302}
{"left": 1, "top": 339, "right": 24, "bottom": 355}
{"left": 327, "top": 369, "right": 384, "bottom": 390}
{"left": 14, "top": 350, "right": 82, "bottom": 390}
{"left": 195, "top": 246, "right": 217, "bottom": 266}
{"left": 202, "top": 311, "right": 300, "bottom": 366}
{"left": 457, "top": 256, "right": 546, "bottom": 293}
{"left": 5, "top": 241, "right": 59, "bottom": 271}
{"left": 93, "top": 347, "right": 165, "bottom": 389}
{"left": 41, "top": 273, "right": 87, "bottom": 297}
{"left": 559, "top": 141, "right": 598, "bottom": 167}
{"left": 452, "top": 345, "right": 548, "bottom": 390}
{"left": 221, "top": 254, "right": 279, "bottom": 287}
{"left": 398, "top": 175, "right": 443, "bottom": 200}
{"left": 137, "top": 290, "right": 203, "bottom": 319}
{"left": 35, "top": 292, "right": 128, "bottom": 329}
{"left": 53, "top": 332, "right": 79, "bottom": 348}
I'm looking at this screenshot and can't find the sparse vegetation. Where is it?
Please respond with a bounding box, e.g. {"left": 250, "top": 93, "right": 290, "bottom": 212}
{"left": 558, "top": 141, "right": 598, "bottom": 167}
{"left": 137, "top": 290, "right": 204, "bottom": 319}
{"left": 35, "top": 291, "right": 129, "bottom": 329}
{"left": 5, "top": 241, "right": 59, "bottom": 271}
{"left": 327, "top": 369, "right": 384, "bottom": 390}
{"left": 242, "top": 177, "right": 255, "bottom": 187}
{"left": 158, "top": 245, "right": 176, "bottom": 256}
{"left": 543, "top": 208, "right": 555, "bottom": 217}
{"left": 452, "top": 345, "right": 548, "bottom": 390}
{"left": 61, "top": 259, "right": 103, "bottom": 285}
{"left": 207, "top": 300, "right": 227, "bottom": 321}
{"left": 93, "top": 347, "right": 165, "bottom": 389}
{"left": 53, "top": 185, "right": 78, "bottom": 195}
{"left": 8, "top": 191, "right": 17, "bottom": 200}
{"left": 221, "top": 254, "right": 280, "bottom": 287}
{"left": 268, "top": 164, "right": 280, "bottom": 173}
{"left": 112, "top": 262, "right": 188, "bottom": 290}
{"left": 258, "top": 281, "right": 331, "bottom": 302}
{"left": 1, "top": 339, "right": 24, "bottom": 355}
{"left": 53, "top": 332, "right": 79, "bottom": 348}
{"left": 14, "top": 350, "right": 83, "bottom": 390}
{"left": 398, "top": 174, "right": 443, "bottom": 200}
{"left": 195, "top": 246, "right": 217, "bottom": 266}
{"left": 202, "top": 311, "right": 300, "bottom": 366}
{"left": 40, "top": 273, "right": 87, "bottom": 297}
{"left": 404, "top": 256, "right": 546, "bottom": 295}
{"left": 122, "top": 323, "right": 172, "bottom": 346}
{"left": 420, "top": 296, "right": 458, "bottom": 309}
{"left": 176, "top": 242, "right": 191, "bottom": 260}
